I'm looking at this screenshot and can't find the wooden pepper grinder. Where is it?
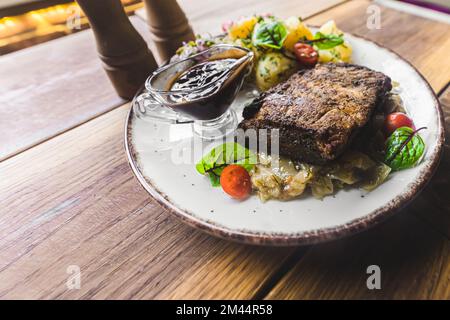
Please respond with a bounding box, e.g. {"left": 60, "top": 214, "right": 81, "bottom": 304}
{"left": 143, "top": 0, "right": 195, "bottom": 62}
{"left": 76, "top": 0, "right": 157, "bottom": 100}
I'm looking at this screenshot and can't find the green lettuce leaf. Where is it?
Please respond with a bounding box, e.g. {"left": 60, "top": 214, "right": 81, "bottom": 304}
{"left": 311, "top": 32, "right": 344, "bottom": 50}
{"left": 252, "top": 20, "right": 288, "bottom": 50}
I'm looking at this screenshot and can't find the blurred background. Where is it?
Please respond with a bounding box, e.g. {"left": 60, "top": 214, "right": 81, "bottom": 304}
{"left": 0, "top": 0, "right": 449, "bottom": 56}
{"left": 0, "top": 0, "right": 143, "bottom": 55}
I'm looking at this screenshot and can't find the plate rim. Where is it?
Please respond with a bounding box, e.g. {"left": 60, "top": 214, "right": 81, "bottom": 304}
{"left": 124, "top": 32, "right": 445, "bottom": 246}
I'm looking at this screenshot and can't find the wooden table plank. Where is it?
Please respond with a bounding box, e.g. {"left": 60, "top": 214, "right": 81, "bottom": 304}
{"left": 408, "top": 86, "right": 450, "bottom": 239}
{"left": 305, "top": 0, "right": 450, "bottom": 93}
{"left": 0, "top": 104, "right": 299, "bottom": 299}
{"left": 0, "top": 16, "right": 152, "bottom": 162}
{"left": 265, "top": 211, "right": 449, "bottom": 299}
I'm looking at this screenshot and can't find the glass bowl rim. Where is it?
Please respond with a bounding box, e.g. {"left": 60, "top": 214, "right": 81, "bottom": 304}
{"left": 144, "top": 44, "right": 253, "bottom": 95}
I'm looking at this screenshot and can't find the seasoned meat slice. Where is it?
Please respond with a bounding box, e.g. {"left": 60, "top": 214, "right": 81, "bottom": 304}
{"left": 239, "top": 63, "right": 392, "bottom": 164}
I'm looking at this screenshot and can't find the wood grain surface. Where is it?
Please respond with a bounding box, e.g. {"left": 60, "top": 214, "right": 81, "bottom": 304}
{"left": 0, "top": 105, "right": 299, "bottom": 299}
{"left": 0, "top": 17, "right": 150, "bottom": 162}
{"left": 409, "top": 86, "right": 450, "bottom": 239}
{"left": 0, "top": 0, "right": 448, "bottom": 299}
{"left": 265, "top": 211, "right": 449, "bottom": 299}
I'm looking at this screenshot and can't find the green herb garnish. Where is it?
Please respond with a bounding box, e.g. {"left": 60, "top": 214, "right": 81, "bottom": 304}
{"left": 196, "top": 142, "right": 257, "bottom": 186}
{"left": 384, "top": 126, "right": 426, "bottom": 171}
{"left": 306, "top": 32, "right": 344, "bottom": 50}
{"left": 252, "top": 20, "right": 288, "bottom": 50}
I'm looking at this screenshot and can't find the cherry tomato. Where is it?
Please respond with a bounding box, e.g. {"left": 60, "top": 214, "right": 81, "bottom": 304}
{"left": 293, "top": 43, "right": 318, "bottom": 67}
{"left": 384, "top": 112, "right": 415, "bottom": 135}
{"left": 220, "top": 165, "right": 252, "bottom": 200}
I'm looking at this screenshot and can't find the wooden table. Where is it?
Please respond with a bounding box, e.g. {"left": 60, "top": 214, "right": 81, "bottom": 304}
{"left": 0, "top": 0, "right": 449, "bottom": 299}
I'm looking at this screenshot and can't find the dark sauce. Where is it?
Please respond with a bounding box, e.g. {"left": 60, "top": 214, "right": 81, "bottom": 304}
{"left": 167, "top": 57, "right": 250, "bottom": 120}
{"left": 171, "top": 59, "right": 236, "bottom": 92}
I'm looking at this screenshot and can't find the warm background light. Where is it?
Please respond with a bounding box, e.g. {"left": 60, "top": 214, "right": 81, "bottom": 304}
{"left": 0, "top": 0, "right": 143, "bottom": 55}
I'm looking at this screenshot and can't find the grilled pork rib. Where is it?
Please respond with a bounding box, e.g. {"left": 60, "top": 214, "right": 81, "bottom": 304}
{"left": 239, "top": 63, "right": 392, "bottom": 164}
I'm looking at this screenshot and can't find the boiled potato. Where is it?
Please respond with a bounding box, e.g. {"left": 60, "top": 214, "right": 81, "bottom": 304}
{"left": 228, "top": 16, "right": 258, "bottom": 40}
{"left": 319, "top": 20, "right": 343, "bottom": 35}
{"left": 255, "top": 52, "right": 298, "bottom": 91}
{"left": 317, "top": 41, "right": 352, "bottom": 63}
{"left": 316, "top": 20, "right": 352, "bottom": 63}
{"left": 283, "top": 16, "right": 313, "bottom": 52}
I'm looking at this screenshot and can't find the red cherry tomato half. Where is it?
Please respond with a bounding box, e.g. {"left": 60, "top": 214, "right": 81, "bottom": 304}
{"left": 293, "top": 43, "right": 318, "bottom": 67}
{"left": 384, "top": 112, "right": 415, "bottom": 135}
{"left": 220, "top": 165, "right": 252, "bottom": 200}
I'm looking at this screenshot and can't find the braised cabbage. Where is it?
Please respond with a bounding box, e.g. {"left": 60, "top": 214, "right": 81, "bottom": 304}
{"left": 251, "top": 150, "right": 390, "bottom": 201}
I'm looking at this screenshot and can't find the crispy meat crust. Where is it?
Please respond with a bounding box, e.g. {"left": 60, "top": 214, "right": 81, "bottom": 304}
{"left": 239, "top": 63, "right": 392, "bottom": 164}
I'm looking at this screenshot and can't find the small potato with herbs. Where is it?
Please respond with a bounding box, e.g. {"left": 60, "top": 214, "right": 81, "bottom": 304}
{"left": 255, "top": 52, "right": 298, "bottom": 91}
{"left": 283, "top": 16, "right": 313, "bottom": 52}
{"left": 315, "top": 20, "right": 352, "bottom": 63}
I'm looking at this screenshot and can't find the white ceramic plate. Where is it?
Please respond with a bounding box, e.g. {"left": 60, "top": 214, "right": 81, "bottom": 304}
{"left": 125, "top": 32, "right": 444, "bottom": 245}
